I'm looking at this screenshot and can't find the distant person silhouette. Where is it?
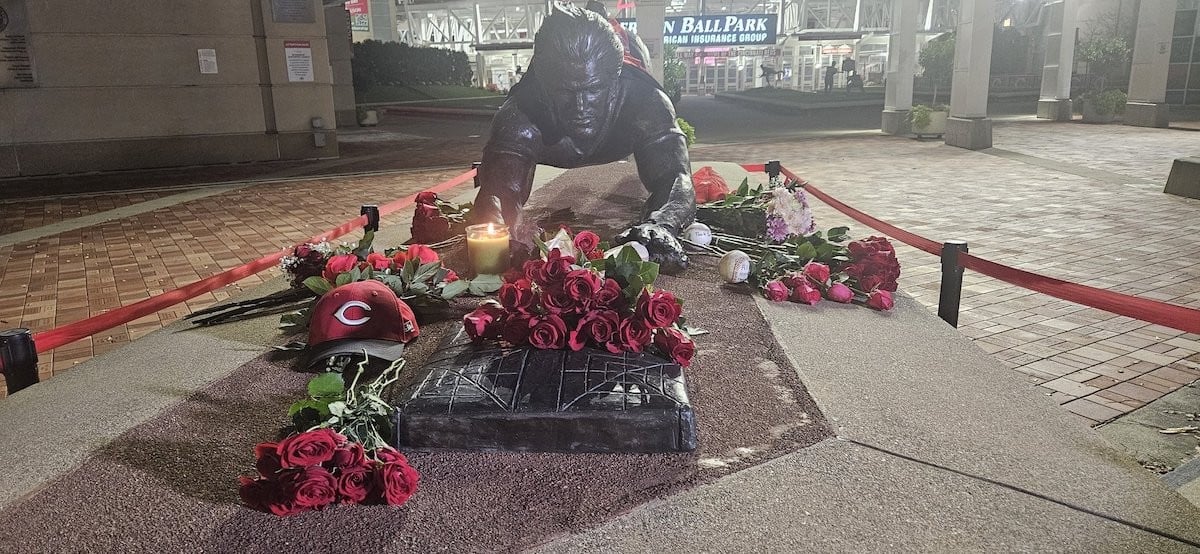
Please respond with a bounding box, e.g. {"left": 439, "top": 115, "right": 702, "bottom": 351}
{"left": 823, "top": 61, "right": 837, "bottom": 93}
{"left": 846, "top": 70, "right": 863, "bottom": 93}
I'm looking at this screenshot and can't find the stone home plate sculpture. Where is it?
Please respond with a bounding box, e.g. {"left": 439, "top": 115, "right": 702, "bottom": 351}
{"left": 394, "top": 330, "right": 697, "bottom": 453}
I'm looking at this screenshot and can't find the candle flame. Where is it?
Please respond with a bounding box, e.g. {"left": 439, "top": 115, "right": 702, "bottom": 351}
{"left": 487, "top": 223, "right": 495, "bottom": 234}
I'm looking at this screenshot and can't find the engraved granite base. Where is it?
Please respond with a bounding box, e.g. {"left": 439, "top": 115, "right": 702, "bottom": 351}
{"left": 394, "top": 330, "right": 698, "bottom": 453}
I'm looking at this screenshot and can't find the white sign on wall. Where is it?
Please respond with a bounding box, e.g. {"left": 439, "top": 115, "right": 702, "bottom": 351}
{"left": 197, "top": 49, "right": 218, "bottom": 74}
{"left": 285, "top": 40, "right": 313, "bottom": 82}
{"left": 0, "top": 0, "right": 37, "bottom": 88}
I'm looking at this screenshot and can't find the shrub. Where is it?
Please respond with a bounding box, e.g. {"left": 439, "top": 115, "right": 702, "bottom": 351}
{"left": 352, "top": 40, "right": 473, "bottom": 90}
{"left": 676, "top": 117, "right": 696, "bottom": 146}
{"left": 919, "top": 33, "right": 955, "bottom": 105}
{"left": 1083, "top": 89, "right": 1127, "bottom": 115}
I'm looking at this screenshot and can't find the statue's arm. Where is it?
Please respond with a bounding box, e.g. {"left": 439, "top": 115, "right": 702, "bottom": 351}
{"left": 633, "top": 130, "right": 695, "bottom": 235}
{"left": 470, "top": 106, "right": 540, "bottom": 228}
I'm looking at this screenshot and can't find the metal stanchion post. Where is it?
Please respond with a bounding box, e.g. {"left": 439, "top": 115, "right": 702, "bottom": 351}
{"left": 360, "top": 205, "right": 380, "bottom": 232}
{"left": 1, "top": 328, "right": 39, "bottom": 394}
{"left": 938, "top": 240, "right": 969, "bottom": 327}
{"left": 472, "top": 161, "right": 482, "bottom": 188}
{"left": 765, "top": 160, "right": 781, "bottom": 183}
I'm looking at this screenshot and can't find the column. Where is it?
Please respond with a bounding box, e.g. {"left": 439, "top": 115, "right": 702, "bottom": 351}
{"left": 881, "top": 0, "right": 919, "bottom": 134}
{"left": 1037, "top": 0, "right": 1076, "bottom": 121}
{"left": 637, "top": 0, "right": 667, "bottom": 84}
{"left": 1125, "top": 0, "right": 1174, "bottom": 128}
{"left": 368, "top": 0, "right": 398, "bottom": 42}
{"left": 945, "top": 0, "right": 994, "bottom": 150}
{"left": 326, "top": 5, "right": 358, "bottom": 128}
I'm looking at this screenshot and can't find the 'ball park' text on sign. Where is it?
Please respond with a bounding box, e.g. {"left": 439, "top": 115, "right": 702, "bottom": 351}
{"left": 618, "top": 14, "right": 778, "bottom": 47}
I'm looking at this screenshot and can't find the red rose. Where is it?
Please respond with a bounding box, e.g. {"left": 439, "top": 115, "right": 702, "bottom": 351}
{"left": 501, "top": 313, "right": 532, "bottom": 345}
{"left": 415, "top": 191, "right": 438, "bottom": 205}
{"left": 867, "top": 289, "right": 895, "bottom": 311}
{"left": 238, "top": 476, "right": 275, "bottom": 513}
{"left": 279, "top": 466, "right": 338, "bottom": 509}
{"left": 366, "top": 252, "right": 391, "bottom": 271}
{"left": 635, "top": 290, "right": 683, "bottom": 328}
{"left": 654, "top": 327, "right": 695, "bottom": 367}
{"left": 392, "top": 244, "right": 440, "bottom": 267}
{"left": 294, "top": 244, "right": 312, "bottom": 258}
{"left": 412, "top": 204, "right": 451, "bottom": 243}
{"left": 858, "top": 274, "right": 884, "bottom": 292}
{"left": 336, "top": 464, "right": 374, "bottom": 504}
{"left": 463, "top": 302, "right": 505, "bottom": 342}
{"left": 763, "top": 280, "right": 789, "bottom": 302}
{"left": 276, "top": 428, "right": 345, "bottom": 469}
{"left": 502, "top": 267, "right": 526, "bottom": 283}
{"left": 594, "top": 278, "right": 625, "bottom": 310}
{"left": 826, "top": 282, "right": 854, "bottom": 303}
{"left": 540, "top": 285, "right": 580, "bottom": 315}
{"left": 573, "top": 231, "right": 601, "bottom": 254}
{"left": 528, "top": 314, "right": 568, "bottom": 349}
{"left": 569, "top": 309, "right": 620, "bottom": 351}
{"left": 498, "top": 279, "right": 536, "bottom": 312}
{"left": 790, "top": 280, "right": 822, "bottom": 305}
{"left": 522, "top": 259, "right": 546, "bottom": 283}
{"left": 618, "top": 317, "right": 653, "bottom": 353}
{"left": 444, "top": 270, "right": 459, "bottom": 283}
{"left": 373, "top": 446, "right": 409, "bottom": 464}
{"left": 328, "top": 442, "right": 366, "bottom": 469}
{"left": 563, "top": 269, "right": 602, "bottom": 304}
{"left": 254, "top": 441, "right": 282, "bottom": 477}
{"left": 803, "top": 262, "right": 831, "bottom": 284}
{"left": 377, "top": 461, "right": 420, "bottom": 507}
{"left": 533, "top": 249, "right": 575, "bottom": 286}
{"left": 322, "top": 254, "right": 358, "bottom": 282}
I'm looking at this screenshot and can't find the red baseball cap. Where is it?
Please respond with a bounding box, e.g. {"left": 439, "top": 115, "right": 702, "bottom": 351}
{"left": 306, "top": 280, "right": 419, "bottom": 369}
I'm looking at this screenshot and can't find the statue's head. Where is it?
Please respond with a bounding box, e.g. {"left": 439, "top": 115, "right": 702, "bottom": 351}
{"left": 530, "top": 5, "right": 623, "bottom": 141}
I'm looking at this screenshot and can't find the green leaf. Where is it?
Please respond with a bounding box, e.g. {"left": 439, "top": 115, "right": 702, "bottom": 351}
{"left": 327, "top": 401, "right": 347, "bottom": 418}
{"left": 441, "top": 279, "right": 470, "bottom": 299}
{"left": 533, "top": 234, "right": 549, "bottom": 256}
{"left": 374, "top": 274, "right": 405, "bottom": 295}
{"left": 279, "top": 306, "right": 313, "bottom": 330}
{"left": 683, "top": 326, "right": 709, "bottom": 337}
{"left": 796, "top": 242, "right": 818, "bottom": 261}
{"left": 288, "top": 399, "right": 331, "bottom": 418}
{"left": 467, "top": 274, "right": 503, "bottom": 295}
{"left": 307, "top": 372, "right": 345, "bottom": 399}
{"left": 352, "top": 230, "right": 374, "bottom": 259}
{"left": 401, "top": 258, "right": 417, "bottom": 283}
{"left": 827, "top": 226, "right": 850, "bottom": 241}
{"left": 638, "top": 262, "right": 660, "bottom": 287}
{"left": 335, "top": 271, "right": 353, "bottom": 287}
{"left": 816, "top": 242, "right": 835, "bottom": 260}
{"left": 302, "top": 276, "right": 333, "bottom": 296}
{"left": 615, "top": 244, "right": 641, "bottom": 264}
{"left": 413, "top": 261, "right": 442, "bottom": 283}
{"left": 349, "top": 265, "right": 363, "bottom": 283}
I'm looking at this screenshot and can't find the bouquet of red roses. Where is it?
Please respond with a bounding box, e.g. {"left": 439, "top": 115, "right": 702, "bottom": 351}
{"left": 462, "top": 229, "right": 695, "bottom": 367}
{"left": 411, "top": 191, "right": 470, "bottom": 244}
{"left": 238, "top": 429, "right": 419, "bottom": 516}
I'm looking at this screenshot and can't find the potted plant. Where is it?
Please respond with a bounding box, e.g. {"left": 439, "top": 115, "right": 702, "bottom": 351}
{"left": 1075, "top": 21, "right": 1131, "bottom": 124}
{"left": 910, "top": 33, "right": 954, "bottom": 137}
{"left": 907, "top": 104, "right": 949, "bottom": 137}
{"left": 1080, "top": 89, "right": 1127, "bottom": 123}
{"left": 357, "top": 105, "right": 379, "bottom": 127}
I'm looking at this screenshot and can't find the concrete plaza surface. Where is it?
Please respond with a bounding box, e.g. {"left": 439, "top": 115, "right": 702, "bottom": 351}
{"left": 0, "top": 112, "right": 1198, "bottom": 549}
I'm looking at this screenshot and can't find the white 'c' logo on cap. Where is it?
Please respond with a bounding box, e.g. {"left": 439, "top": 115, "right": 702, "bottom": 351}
{"left": 334, "top": 301, "right": 371, "bottom": 326}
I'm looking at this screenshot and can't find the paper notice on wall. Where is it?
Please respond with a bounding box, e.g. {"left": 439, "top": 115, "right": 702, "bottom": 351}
{"left": 0, "top": 0, "right": 37, "bottom": 88}
{"left": 197, "top": 49, "right": 218, "bottom": 74}
{"left": 284, "top": 40, "right": 313, "bottom": 82}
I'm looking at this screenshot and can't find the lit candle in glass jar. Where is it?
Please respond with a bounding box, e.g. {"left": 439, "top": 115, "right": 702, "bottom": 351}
{"left": 466, "top": 223, "right": 511, "bottom": 275}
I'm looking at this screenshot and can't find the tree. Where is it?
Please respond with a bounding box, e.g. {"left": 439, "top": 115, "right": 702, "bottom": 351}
{"left": 663, "top": 44, "right": 685, "bottom": 105}
{"left": 918, "top": 33, "right": 955, "bottom": 106}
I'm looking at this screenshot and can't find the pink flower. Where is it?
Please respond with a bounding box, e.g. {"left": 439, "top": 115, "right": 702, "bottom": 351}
{"left": 790, "top": 280, "right": 822, "bottom": 305}
{"left": 826, "top": 282, "right": 854, "bottom": 303}
{"left": 866, "top": 289, "right": 895, "bottom": 311}
{"left": 803, "top": 262, "right": 830, "bottom": 284}
{"left": 392, "top": 244, "right": 440, "bottom": 267}
{"left": 463, "top": 302, "right": 505, "bottom": 341}
{"left": 763, "top": 280, "right": 789, "bottom": 302}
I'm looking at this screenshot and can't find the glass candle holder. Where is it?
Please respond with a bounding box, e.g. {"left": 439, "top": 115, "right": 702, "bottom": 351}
{"left": 466, "top": 223, "right": 511, "bottom": 275}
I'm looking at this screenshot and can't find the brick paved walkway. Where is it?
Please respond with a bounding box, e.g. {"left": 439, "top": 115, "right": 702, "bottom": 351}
{"left": 696, "top": 120, "right": 1200, "bottom": 424}
{"left": 1, "top": 120, "right": 1197, "bottom": 424}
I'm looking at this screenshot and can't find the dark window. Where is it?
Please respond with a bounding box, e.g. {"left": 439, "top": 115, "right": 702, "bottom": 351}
{"left": 1175, "top": 10, "right": 1197, "bottom": 37}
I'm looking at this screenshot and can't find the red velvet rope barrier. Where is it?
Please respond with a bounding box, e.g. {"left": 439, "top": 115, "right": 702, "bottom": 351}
{"left": 33, "top": 168, "right": 477, "bottom": 353}
{"left": 740, "top": 163, "right": 1200, "bottom": 335}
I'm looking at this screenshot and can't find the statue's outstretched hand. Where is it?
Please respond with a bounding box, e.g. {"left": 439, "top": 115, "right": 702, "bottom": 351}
{"left": 614, "top": 223, "right": 689, "bottom": 274}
